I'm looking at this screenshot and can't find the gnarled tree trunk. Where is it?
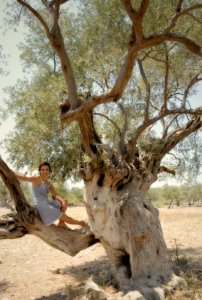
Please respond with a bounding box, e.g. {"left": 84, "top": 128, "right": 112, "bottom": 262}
{"left": 79, "top": 148, "right": 186, "bottom": 298}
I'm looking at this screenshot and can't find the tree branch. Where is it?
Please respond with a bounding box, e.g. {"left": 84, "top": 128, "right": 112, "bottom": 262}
{"left": 93, "top": 113, "right": 122, "bottom": 138}
{"left": 117, "top": 103, "right": 129, "bottom": 155}
{"left": 122, "top": 0, "right": 149, "bottom": 44}
{"left": 176, "top": 0, "right": 184, "bottom": 13}
{"left": 17, "top": 0, "right": 80, "bottom": 109}
{"left": 0, "top": 211, "right": 99, "bottom": 256}
{"left": 186, "top": 12, "right": 202, "bottom": 26}
{"left": 0, "top": 158, "right": 98, "bottom": 255}
{"left": 16, "top": 0, "right": 50, "bottom": 35}
{"left": 160, "top": 115, "right": 202, "bottom": 156}
{"left": 182, "top": 72, "right": 202, "bottom": 107}
{"left": 164, "top": 4, "right": 202, "bottom": 32}
{"left": 163, "top": 51, "right": 169, "bottom": 111}
{"left": 137, "top": 59, "right": 150, "bottom": 121}
{"left": 142, "top": 33, "right": 202, "bottom": 57}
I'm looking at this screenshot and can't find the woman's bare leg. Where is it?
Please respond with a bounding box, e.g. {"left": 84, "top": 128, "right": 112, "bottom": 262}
{"left": 59, "top": 214, "right": 87, "bottom": 227}
{"left": 58, "top": 220, "right": 70, "bottom": 228}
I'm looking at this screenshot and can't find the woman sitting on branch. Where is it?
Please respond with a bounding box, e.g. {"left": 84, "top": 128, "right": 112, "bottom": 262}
{"left": 14, "top": 162, "right": 87, "bottom": 228}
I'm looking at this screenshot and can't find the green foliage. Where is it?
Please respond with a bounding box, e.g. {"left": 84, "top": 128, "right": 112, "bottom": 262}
{"left": 148, "top": 183, "right": 202, "bottom": 207}
{"left": 4, "top": 74, "right": 82, "bottom": 180}
{"left": 0, "top": 45, "right": 8, "bottom": 76}
{"left": 0, "top": 175, "right": 84, "bottom": 207}
{"left": 53, "top": 182, "right": 84, "bottom": 205}
{"left": 1, "top": 0, "right": 202, "bottom": 181}
{"left": 66, "top": 187, "right": 84, "bottom": 206}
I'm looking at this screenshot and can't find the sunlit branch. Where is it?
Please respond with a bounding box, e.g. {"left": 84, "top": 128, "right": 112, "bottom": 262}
{"left": 158, "top": 166, "right": 175, "bottom": 175}
{"left": 110, "top": 47, "right": 138, "bottom": 100}
{"left": 16, "top": 0, "right": 50, "bottom": 34}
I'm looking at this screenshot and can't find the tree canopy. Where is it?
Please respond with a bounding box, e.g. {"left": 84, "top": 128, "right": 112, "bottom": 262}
{"left": 0, "top": 1, "right": 202, "bottom": 298}
{"left": 2, "top": 0, "right": 202, "bottom": 184}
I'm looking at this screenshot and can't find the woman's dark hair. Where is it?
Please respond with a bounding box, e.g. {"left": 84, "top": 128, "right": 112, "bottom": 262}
{"left": 38, "top": 162, "right": 52, "bottom": 172}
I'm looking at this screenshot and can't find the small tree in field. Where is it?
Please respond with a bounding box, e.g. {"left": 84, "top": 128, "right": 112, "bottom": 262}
{"left": 0, "top": 1, "right": 202, "bottom": 299}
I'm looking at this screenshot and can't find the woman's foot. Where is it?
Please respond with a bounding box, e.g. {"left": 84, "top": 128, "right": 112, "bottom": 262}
{"left": 79, "top": 220, "right": 88, "bottom": 227}
{"left": 58, "top": 220, "right": 70, "bottom": 229}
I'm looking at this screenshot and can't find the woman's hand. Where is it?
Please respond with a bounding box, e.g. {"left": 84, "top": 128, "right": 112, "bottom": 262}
{"left": 58, "top": 197, "right": 68, "bottom": 212}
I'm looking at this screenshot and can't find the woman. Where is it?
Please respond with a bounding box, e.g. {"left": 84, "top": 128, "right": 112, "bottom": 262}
{"left": 15, "top": 162, "right": 87, "bottom": 228}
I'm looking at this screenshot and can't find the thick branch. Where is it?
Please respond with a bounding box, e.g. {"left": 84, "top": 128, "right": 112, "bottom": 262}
{"left": 0, "top": 212, "right": 99, "bottom": 256}
{"left": 142, "top": 33, "right": 202, "bottom": 57}
{"left": 16, "top": 0, "right": 50, "bottom": 34}
{"left": 161, "top": 115, "right": 202, "bottom": 156}
{"left": 48, "top": 23, "right": 80, "bottom": 108}
{"left": 127, "top": 107, "right": 202, "bottom": 162}
{"left": 0, "top": 157, "right": 98, "bottom": 254}
{"left": 122, "top": 0, "right": 149, "bottom": 43}
{"left": 60, "top": 46, "right": 138, "bottom": 124}
{"left": 0, "top": 157, "right": 36, "bottom": 224}
{"left": 17, "top": 0, "right": 79, "bottom": 108}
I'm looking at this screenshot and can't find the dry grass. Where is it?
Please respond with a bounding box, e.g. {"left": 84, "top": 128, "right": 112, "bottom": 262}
{"left": 0, "top": 207, "right": 202, "bottom": 299}
{"left": 160, "top": 208, "right": 202, "bottom": 300}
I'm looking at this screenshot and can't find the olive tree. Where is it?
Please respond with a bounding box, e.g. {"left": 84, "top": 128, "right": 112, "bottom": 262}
{"left": 0, "top": 1, "right": 202, "bottom": 299}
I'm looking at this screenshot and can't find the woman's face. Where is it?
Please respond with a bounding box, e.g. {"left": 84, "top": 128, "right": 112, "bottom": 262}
{"left": 39, "top": 165, "right": 50, "bottom": 178}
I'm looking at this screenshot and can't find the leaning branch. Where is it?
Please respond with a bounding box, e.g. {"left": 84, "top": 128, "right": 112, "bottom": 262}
{"left": 60, "top": 44, "right": 138, "bottom": 123}
{"left": 0, "top": 158, "right": 98, "bottom": 255}
{"left": 142, "top": 33, "right": 202, "bottom": 57}
{"left": 0, "top": 211, "right": 98, "bottom": 256}
{"left": 16, "top": 0, "right": 50, "bottom": 35}
{"left": 160, "top": 115, "right": 202, "bottom": 156}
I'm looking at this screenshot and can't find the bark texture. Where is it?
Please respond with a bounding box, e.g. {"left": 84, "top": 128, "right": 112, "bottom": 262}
{"left": 81, "top": 159, "right": 186, "bottom": 299}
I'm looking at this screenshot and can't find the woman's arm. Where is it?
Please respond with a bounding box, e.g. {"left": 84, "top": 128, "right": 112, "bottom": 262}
{"left": 14, "top": 172, "right": 39, "bottom": 184}
{"left": 48, "top": 182, "right": 68, "bottom": 212}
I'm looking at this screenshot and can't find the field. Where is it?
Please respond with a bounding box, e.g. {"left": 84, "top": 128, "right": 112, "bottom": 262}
{"left": 0, "top": 207, "right": 202, "bottom": 300}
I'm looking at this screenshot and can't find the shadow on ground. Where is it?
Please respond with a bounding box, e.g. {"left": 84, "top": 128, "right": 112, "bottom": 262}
{"left": 0, "top": 279, "right": 11, "bottom": 294}
{"left": 35, "top": 247, "right": 202, "bottom": 300}
{"left": 55, "top": 255, "right": 115, "bottom": 287}
{"left": 33, "top": 256, "right": 116, "bottom": 300}
{"left": 167, "top": 246, "right": 202, "bottom": 300}
{"left": 34, "top": 286, "right": 85, "bottom": 300}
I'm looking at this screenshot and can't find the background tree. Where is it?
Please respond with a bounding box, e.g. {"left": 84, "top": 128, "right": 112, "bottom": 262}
{"left": 0, "top": 1, "right": 202, "bottom": 299}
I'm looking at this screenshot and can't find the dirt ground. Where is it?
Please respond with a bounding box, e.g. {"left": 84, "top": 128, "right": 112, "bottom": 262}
{"left": 0, "top": 206, "right": 202, "bottom": 300}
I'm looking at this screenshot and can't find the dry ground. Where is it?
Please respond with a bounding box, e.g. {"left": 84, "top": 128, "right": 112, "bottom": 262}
{"left": 0, "top": 206, "right": 202, "bottom": 300}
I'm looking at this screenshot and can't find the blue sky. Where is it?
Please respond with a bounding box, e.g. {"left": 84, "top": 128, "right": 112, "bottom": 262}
{"left": 0, "top": 1, "right": 202, "bottom": 186}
